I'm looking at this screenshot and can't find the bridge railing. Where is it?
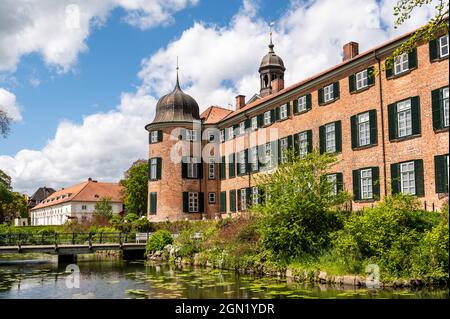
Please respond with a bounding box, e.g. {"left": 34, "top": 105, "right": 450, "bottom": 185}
{"left": 0, "top": 232, "right": 143, "bottom": 246}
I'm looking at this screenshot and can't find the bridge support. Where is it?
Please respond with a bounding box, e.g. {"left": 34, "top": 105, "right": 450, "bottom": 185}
{"left": 122, "top": 250, "right": 145, "bottom": 260}
{"left": 58, "top": 254, "right": 77, "bottom": 264}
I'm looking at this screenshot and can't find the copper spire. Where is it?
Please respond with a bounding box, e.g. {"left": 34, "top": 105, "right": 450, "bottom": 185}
{"left": 268, "top": 21, "right": 275, "bottom": 53}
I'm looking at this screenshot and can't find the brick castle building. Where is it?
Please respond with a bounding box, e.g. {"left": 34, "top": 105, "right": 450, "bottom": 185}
{"left": 145, "top": 28, "right": 449, "bottom": 222}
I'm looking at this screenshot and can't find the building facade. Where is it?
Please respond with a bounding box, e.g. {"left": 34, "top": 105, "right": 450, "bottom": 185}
{"left": 145, "top": 29, "right": 449, "bottom": 222}
{"left": 30, "top": 178, "right": 124, "bottom": 226}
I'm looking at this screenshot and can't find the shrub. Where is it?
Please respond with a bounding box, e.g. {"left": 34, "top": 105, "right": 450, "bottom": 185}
{"left": 146, "top": 229, "right": 173, "bottom": 254}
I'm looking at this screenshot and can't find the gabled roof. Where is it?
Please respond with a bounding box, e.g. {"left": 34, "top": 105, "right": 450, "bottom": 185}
{"left": 201, "top": 106, "right": 233, "bottom": 124}
{"left": 31, "top": 179, "right": 123, "bottom": 210}
{"left": 28, "top": 187, "right": 56, "bottom": 208}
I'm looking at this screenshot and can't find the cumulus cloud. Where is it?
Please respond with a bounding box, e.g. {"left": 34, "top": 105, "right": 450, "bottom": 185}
{"left": 0, "top": 0, "right": 198, "bottom": 72}
{"left": 0, "top": 88, "right": 22, "bottom": 121}
{"left": 0, "top": 0, "right": 439, "bottom": 194}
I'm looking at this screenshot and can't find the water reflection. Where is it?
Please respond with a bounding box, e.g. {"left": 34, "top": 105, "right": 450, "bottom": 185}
{"left": 0, "top": 256, "right": 447, "bottom": 299}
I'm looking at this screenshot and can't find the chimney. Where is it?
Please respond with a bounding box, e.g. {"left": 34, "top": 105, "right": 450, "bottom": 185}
{"left": 271, "top": 78, "right": 284, "bottom": 93}
{"left": 88, "top": 177, "right": 92, "bottom": 181}
{"left": 235, "top": 95, "right": 246, "bottom": 110}
{"left": 343, "top": 42, "right": 359, "bottom": 62}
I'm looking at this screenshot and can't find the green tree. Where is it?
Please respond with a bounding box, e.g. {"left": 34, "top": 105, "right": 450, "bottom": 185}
{"left": 252, "top": 151, "right": 351, "bottom": 261}
{"left": 93, "top": 196, "right": 113, "bottom": 220}
{"left": 120, "top": 160, "right": 148, "bottom": 216}
{"left": 0, "top": 109, "right": 11, "bottom": 138}
{"left": 391, "top": 0, "right": 448, "bottom": 58}
{"left": 0, "top": 169, "right": 13, "bottom": 223}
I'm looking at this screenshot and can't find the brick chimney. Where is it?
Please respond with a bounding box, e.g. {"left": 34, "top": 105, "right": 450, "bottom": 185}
{"left": 343, "top": 42, "right": 359, "bottom": 62}
{"left": 235, "top": 95, "right": 246, "bottom": 110}
{"left": 271, "top": 78, "right": 284, "bottom": 93}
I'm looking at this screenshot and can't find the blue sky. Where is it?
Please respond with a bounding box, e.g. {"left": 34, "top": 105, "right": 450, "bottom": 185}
{"left": 0, "top": 0, "right": 435, "bottom": 193}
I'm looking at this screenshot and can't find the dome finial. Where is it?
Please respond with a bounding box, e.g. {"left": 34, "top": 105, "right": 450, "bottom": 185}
{"left": 175, "top": 56, "right": 180, "bottom": 89}
{"left": 268, "top": 21, "right": 275, "bottom": 53}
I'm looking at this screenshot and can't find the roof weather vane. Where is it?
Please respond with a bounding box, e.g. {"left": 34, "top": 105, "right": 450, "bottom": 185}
{"left": 268, "top": 21, "right": 275, "bottom": 52}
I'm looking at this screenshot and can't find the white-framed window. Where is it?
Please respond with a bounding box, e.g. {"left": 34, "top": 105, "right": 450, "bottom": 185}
{"left": 186, "top": 129, "right": 197, "bottom": 141}
{"left": 358, "top": 112, "right": 371, "bottom": 146}
{"left": 400, "top": 161, "right": 416, "bottom": 195}
{"left": 251, "top": 117, "right": 258, "bottom": 130}
{"left": 238, "top": 150, "right": 246, "bottom": 174}
{"left": 356, "top": 69, "right": 368, "bottom": 90}
{"left": 394, "top": 53, "right": 409, "bottom": 75}
{"left": 239, "top": 121, "right": 246, "bottom": 135}
{"left": 397, "top": 99, "right": 412, "bottom": 137}
{"left": 325, "top": 123, "right": 336, "bottom": 153}
{"left": 252, "top": 187, "right": 259, "bottom": 205}
{"left": 250, "top": 147, "right": 258, "bottom": 171}
{"left": 227, "top": 127, "right": 234, "bottom": 140}
{"left": 298, "top": 132, "right": 308, "bottom": 158}
{"left": 439, "top": 35, "right": 449, "bottom": 58}
{"left": 220, "top": 130, "right": 225, "bottom": 142}
{"left": 208, "top": 158, "right": 215, "bottom": 179}
{"left": 188, "top": 192, "right": 199, "bottom": 212}
{"left": 187, "top": 161, "right": 198, "bottom": 178}
{"left": 280, "top": 104, "right": 288, "bottom": 120}
{"left": 323, "top": 84, "right": 334, "bottom": 103}
{"left": 150, "top": 131, "right": 159, "bottom": 143}
{"left": 265, "top": 142, "right": 272, "bottom": 167}
{"left": 150, "top": 158, "right": 158, "bottom": 180}
{"left": 443, "top": 87, "right": 449, "bottom": 128}
{"left": 298, "top": 95, "right": 307, "bottom": 112}
{"left": 280, "top": 137, "right": 289, "bottom": 163}
{"left": 327, "top": 174, "right": 338, "bottom": 196}
{"left": 240, "top": 188, "right": 247, "bottom": 211}
{"left": 360, "top": 169, "right": 373, "bottom": 199}
{"left": 82, "top": 205, "right": 87, "bottom": 210}
{"left": 208, "top": 192, "right": 216, "bottom": 204}
{"left": 264, "top": 111, "right": 271, "bottom": 126}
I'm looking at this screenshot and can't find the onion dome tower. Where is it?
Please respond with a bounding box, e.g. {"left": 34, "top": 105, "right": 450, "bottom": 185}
{"left": 259, "top": 27, "right": 286, "bottom": 97}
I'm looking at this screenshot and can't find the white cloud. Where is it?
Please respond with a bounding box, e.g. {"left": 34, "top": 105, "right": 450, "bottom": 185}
{"left": 0, "top": 0, "right": 198, "bottom": 73}
{"left": 0, "top": 88, "right": 22, "bottom": 121}
{"left": 0, "top": 0, "right": 438, "bottom": 194}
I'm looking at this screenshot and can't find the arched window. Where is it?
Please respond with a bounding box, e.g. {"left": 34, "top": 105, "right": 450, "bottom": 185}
{"left": 263, "top": 74, "right": 269, "bottom": 88}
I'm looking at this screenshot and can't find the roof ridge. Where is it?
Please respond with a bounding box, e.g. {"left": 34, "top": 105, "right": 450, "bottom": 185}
{"left": 69, "top": 181, "right": 91, "bottom": 201}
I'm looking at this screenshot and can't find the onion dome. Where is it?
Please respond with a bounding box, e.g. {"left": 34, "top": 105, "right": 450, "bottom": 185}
{"left": 152, "top": 74, "right": 200, "bottom": 123}
{"left": 259, "top": 38, "right": 286, "bottom": 72}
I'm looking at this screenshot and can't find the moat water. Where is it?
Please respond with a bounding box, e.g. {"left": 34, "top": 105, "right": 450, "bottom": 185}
{"left": 0, "top": 255, "right": 447, "bottom": 299}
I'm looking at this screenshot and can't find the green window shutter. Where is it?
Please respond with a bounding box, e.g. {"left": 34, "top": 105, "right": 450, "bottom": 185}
{"left": 385, "top": 58, "right": 393, "bottom": 78}
{"left": 149, "top": 193, "right": 157, "bottom": 214}
{"left": 350, "top": 115, "right": 358, "bottom": 149}
{"left": 306, "top": 130, "right": 313, "bottom": 153}
{"left": 431, "top": 88, "right": 443, "bottom": 130}
{"left": 199, "top": 192, "right": 204, "bottom": 213}
{"left": 286, "top": 102, "right": 291, "bottom": 116}
{"left": 277, "top": 138, "right": 283, "bottom": 164}
{"left": 306, "top": 94, "right": 312, "bottom": 110}
{"left": 352, "top": 169, "right": 361, "bottom": 200}
{"left": 237, "top": 189, "right": 242, "bottom": 211}
{"left": 181, "top": 157, "right": 187, "bottom": 178}
{"left": 293, "top": 98, "right": 299, "bottom": 113}
{"left": 271, "top": 109, "right": 276, "bottom": 122}
{"left": 246, "top": 187, "right": 252, "bottom": 208}
{"left": 148, "top": 132, "right": 152, "bottom": 144}
{"left": 435, "top": 155, "right": 449, "bottom": 193}
{"left": 336, "top": 173, "right": 344, "bottom": 192}
{"left": 244, "top": 149, "right": 249, "bottom": 174}
{"left": 318, "top": 88, "right": 324, "bottom": 105}
{"left": 275, "top": 107, "right": 280, "bottom": 121}
{"left": 293, "top": 133, "right": 300, "bottom": 156}
{"left": 429, "top": 39, "right": 439, "bottom": 61}
{"left": 335, "top": 121, "right": 342, "bottom": 152}
{"left": 220, "top": 191, "right": 227, "bottom": 212}
{"left": 408, "top": 48, "right": 418, "bottom": 70}
{"left": 230, "top": 190, "right": 236, "bottom": 212}
{"left": 333, "top": 82, "right": 340, "bottom": 99}
{"left": 197, "top": 161, "right": 203, "bottom": 179}
{"left": 388, "top": 103, "right": 397, "bottom": 140}
{"left": 271, "top": 140, "right": 278, "bottom": 167}
{"left": 287, "top": 135, "right": 293, "bottom": 150}
{"left": 367, "top": 66, "right": 375, "bottom": 86}
{"left": 349, "top": 74, "right": 356, "bottom": 93}
{"left": 390, "top": 163, "right": 400, "bottom": 195}
{"left": 319, "top": 125, "right": 326, "bottom": 154}
{"left": 372, "top": 167, "right": 380, "bottom": 199}
{"left": 245, "top": 119, "right": 251, "bottom": 129}
{"left": 257, "top": 114, "right": 264, "bottom": 127}
{"left": 233, "top": 124, "right": 239, "bottom": 136}
{"left": 414, "top": 160, "right": 425, "bottom": 197}
{"left": 411, "top": 96, "right": 421, "bottom": 135}
{"left": 157, "top": 130, "right": 163, "bottom": 142}
{"left": 182, "top": 192, "right": 189, "bottom": 213}
{"left": 228, "top": 153, "right": 235, "bottom": 178}
{"left": 156, "top": 157, "right": 162, "bottom": 180}
{"left": 147, "top": 159, "right": 151, "bottom": 179}
{"left": 369, "top": 109, "right": 378, "bottom": 145}
{"left": 220, "top": 156, "right": 226, "bottom": 180}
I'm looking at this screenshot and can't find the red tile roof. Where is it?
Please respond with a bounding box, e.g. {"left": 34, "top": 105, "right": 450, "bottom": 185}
{"left": 31, "top": 179, "right": 124, "bottom": 210}
{"left": 201, "top": 105, "right": 233, "bottom": 124}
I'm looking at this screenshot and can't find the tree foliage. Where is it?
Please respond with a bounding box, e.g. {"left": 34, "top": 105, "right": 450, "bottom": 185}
{"left": 252, "top": 151, "right": 351, "bottom": 261}
{"left": 120, "top": 160, "right": 148, "bottom": 216}
{"left": 0, "top": 109, "right": 11, "bottom": 138}
{"left": 93, "top": 196, "right": 113, "bottom": 221}
{"left": 0, "top": 169, "right": 28, "bottom": 223}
